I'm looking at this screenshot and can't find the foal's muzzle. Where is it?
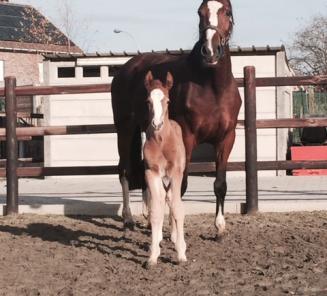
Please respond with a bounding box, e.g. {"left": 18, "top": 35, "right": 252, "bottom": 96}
{"left": 151, "top": 120, "right": 163, "bottom": 131}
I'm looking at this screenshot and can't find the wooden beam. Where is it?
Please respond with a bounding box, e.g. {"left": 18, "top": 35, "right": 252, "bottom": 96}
{"left": 0, "top": 124, "right": 117, "bottom": 137}
{"left": 237, "top": 118, "right": 327, "bottom": 129}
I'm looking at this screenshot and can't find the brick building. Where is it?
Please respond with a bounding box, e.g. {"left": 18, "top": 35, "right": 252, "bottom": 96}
{"left": 0, "top": 0, "right": 82, "bottom": 89}
{"left": 0, "top": 0, "right": 82, "bottom": 160}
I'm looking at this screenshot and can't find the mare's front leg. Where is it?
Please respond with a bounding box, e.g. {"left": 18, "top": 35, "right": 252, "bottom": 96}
{"left": 214, "top": 130, "right": 236, "bottom": 235}
{"left": 145, "top": 170, "right": 165, "bottom": 266}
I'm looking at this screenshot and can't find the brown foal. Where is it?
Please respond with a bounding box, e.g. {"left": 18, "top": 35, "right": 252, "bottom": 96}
{"left": 143, "top": 71, "right": 186, "bottom": 266}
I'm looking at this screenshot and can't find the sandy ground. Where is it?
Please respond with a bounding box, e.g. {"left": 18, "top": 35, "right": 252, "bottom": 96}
{"left": 0, "top": 212, "right": 326, "bottom": 296}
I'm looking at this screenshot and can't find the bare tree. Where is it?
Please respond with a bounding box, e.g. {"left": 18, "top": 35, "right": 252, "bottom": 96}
{"left": 57, "top": 0, "right": 77, "bottom": 52}
{"left": 56, "top": 0, "right": 93, "bottom": 52}
{"left": 288, "top": 15, "right": 327, "bottom": 76}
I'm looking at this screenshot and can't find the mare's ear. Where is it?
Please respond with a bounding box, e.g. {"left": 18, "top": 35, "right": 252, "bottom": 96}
{"left": 166, "top": 72, "right": 174, "bottom": 90}
{"left": 144, "top": 71, "right": 153, "bottom": 90}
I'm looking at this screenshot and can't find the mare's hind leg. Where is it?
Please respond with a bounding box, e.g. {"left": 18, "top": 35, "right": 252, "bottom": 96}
{"left": 117, "top": 126, "right": 136, "bottom": 229}
{"left": 120, "top": 173, "right": 134, "bottom": 229}
{"left": 181, "top": 131, "right": 195, "bottom": 196}
{"left": 214, "top": 130, "right": 236, "bottom": 235}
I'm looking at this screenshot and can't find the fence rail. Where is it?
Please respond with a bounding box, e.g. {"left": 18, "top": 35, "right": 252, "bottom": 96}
{"left": 0, "top": 69, "right": 326, "bottom": 215}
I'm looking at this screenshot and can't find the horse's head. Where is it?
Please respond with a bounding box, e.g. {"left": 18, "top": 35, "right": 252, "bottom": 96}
{"left": 198, "top": 0, "right": 234, "bottom": 66}
{"left": 144, "top": 71, "right": 173, "bottom": 131}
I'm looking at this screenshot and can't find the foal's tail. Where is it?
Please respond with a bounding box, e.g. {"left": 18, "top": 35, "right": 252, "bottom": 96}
{"left": 127, "top": 126, "right": 145, "bottom": 190}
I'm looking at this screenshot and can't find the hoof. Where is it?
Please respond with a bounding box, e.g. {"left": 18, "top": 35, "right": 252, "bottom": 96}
{"left": 123, "top": 220, "right": 135, "bottom": 231}
{"left": 178, "top": 257, "right": 187, "bottom": 264}
{"left": 143, "top": 260, "right": 157, "bottom": 270}
{"left": 177, "top": 257, "right": 187, "bottom": 266}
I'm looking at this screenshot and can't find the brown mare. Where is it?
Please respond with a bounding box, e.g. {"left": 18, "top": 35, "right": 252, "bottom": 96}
{"left": 111, "top": 0, "right": 241, "bottom": 234}
{"left": 143, "top": 71, "right": 186, "bottom": 266}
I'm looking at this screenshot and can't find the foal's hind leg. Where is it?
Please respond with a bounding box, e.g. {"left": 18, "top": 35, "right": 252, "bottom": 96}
{"left": 214, "top": 130, "right": 236, "bottom": 235}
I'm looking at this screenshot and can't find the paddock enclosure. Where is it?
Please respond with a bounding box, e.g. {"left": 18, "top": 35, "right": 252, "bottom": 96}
{"left": 0, "top": 212, "right": 326, "bottom": 295}
{"left": 0, "top": 65, "right": 326, "bottom": 294}
{"left": 0, "top": 65, "right": 327, "bottom": 215}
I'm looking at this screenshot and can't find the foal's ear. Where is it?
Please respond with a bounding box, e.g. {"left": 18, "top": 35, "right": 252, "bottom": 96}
{"left": 166, "top": 72, "right": 174, "bottom": 90}
{"left": 144, "top": 71, "right": 153, "bottom": 90}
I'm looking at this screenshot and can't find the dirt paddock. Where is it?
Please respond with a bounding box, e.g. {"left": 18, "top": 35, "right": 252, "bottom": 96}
{"left": 0, "top": 211, "right": 326, "bottom": 296}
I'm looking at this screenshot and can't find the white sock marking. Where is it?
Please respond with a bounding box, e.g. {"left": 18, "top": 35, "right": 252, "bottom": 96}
{"left": 215, "top": 206, "right": 225, "bottom": 233}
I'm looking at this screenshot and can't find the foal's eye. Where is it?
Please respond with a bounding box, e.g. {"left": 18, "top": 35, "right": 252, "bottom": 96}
{"left": 226, "top": 11, "right": 232, "bottom": 17}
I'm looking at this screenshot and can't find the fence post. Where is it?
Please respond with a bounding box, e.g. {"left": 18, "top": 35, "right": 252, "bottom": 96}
{"left": 244, "top": 66, "right": 258, "bottom": 214}
{"left": 5, "top": 76, "right": 18, "bottom": 215}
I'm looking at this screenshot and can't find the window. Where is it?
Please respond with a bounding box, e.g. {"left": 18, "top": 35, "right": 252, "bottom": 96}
{"left": 58, "top": 67, "right": 75, "bottom": 78}
{"left": 109, "top": 65, "right": 121, "bottom": 77}
{"left": 0, "top": 61, "right": 3, "bottom": 81}
{"left": 83, "top": 66, "right": 101, "bottom": 77}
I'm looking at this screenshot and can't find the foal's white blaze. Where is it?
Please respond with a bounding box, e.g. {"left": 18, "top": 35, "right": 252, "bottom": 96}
{"left": 206, "top": 1, "right": 223, "bottom": 58}
{"left": 150, "top": 88, "right": 165, "bottom": 127}
{"left": 215, "top": 206, "right": 226, "bottom": 234}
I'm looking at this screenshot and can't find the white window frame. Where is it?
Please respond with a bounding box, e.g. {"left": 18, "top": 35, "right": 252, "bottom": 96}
{"left": 0, "top": 60, "right": 3, "bottom": 82}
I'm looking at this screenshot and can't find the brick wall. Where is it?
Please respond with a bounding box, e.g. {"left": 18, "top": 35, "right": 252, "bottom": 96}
{"left": 0, "top": 51, "right": 43, "bottom": 86}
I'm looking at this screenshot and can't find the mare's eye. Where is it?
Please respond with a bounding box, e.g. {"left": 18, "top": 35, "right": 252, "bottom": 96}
{"left": 226, "top": 11, "right": 232, "bottom": 17}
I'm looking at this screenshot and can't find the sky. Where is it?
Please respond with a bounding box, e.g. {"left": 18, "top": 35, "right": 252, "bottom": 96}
{"left": 12, "top": 0, "right": 327, "bottom": 53}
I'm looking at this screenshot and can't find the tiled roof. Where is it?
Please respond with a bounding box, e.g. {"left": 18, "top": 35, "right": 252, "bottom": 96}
{"left": 0, "top": 2, "right": 76, "bottom": 47}
{"left": 43, "top": 45, "right": 286, "bottom": 60}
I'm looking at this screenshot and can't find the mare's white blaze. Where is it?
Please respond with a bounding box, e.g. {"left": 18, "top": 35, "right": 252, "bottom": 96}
{"left": 215, "top": 206, "right": 225, "bottom": 233}
{"left": 206, "top": 1, "right": 223, "bottom": 57}
{"left": 150, "top": 89, "right": 164, "bottom": 127}
{"left": 208, "top": 1, "right": 223, "bottom": 26}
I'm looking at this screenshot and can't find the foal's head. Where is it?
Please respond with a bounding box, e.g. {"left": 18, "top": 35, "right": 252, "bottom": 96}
{"left": 144, "top": 71, "right": 173, "bottom": 131}
{"left": 198, "top": 0, "right": 234, "bottom": 66}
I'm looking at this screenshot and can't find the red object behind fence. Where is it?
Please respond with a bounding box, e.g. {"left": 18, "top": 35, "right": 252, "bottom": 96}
{"left": 291, "top": 146, "right": 327, "bottom": 175}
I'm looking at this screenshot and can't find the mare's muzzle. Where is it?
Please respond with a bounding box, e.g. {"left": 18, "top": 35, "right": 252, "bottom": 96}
{"left": 200, "top": 25, "right": 227, "bottom": 65}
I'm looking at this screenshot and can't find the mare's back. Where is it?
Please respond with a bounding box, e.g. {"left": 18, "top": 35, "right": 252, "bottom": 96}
{"left": 112, "top": 54, "right": 182, "bottom": 104}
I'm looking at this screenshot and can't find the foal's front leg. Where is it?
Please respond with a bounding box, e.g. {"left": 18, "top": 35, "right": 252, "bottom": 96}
{"left": 145, "top": 170, "right": 165, "bottom": 266}
{"left": 169, "top": 177, "right": 187, "bottom": 263}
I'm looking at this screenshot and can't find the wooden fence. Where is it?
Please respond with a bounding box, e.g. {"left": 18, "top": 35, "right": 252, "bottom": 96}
{"left": 1, "top": 66, "right": 327, "bottom": 215}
